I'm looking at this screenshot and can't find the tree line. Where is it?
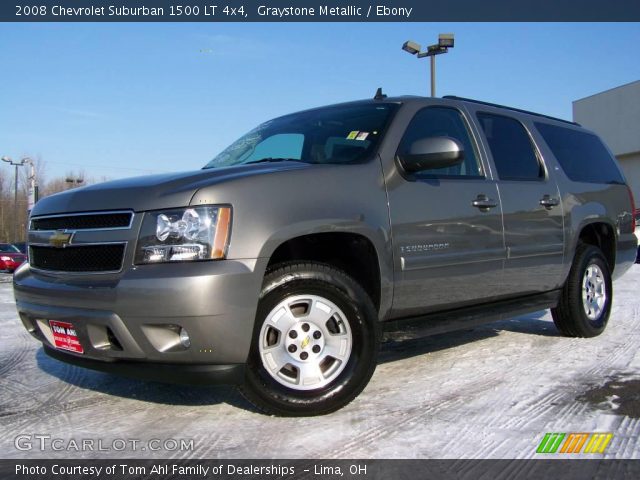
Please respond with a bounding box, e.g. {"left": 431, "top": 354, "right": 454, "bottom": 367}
{"left": 0, "top": 157, "right": 102, "bottom": 243}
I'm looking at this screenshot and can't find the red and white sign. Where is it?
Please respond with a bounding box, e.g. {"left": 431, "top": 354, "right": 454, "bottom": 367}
{"left": 49, "top": 320, "right": 84, "bottom": 354}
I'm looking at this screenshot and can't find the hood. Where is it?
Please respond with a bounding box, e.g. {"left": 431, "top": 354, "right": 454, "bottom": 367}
{"left": 30, "top": 162, "right": 309, "bottom": 217}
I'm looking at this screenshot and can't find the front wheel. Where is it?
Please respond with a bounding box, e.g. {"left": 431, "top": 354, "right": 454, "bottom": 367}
{"left": 241, "top": 262, "right": 380, "bottom": 416}
{"left": 552, "top": 244, "right": 612, "bottom": 337}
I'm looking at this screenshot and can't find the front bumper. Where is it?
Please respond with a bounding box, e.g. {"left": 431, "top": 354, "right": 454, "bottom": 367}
{"left": 43, "top": 345, "right": 246, "bottom": 385}
{"left": 14, "top": 258, "right": 267, "bottom": 382}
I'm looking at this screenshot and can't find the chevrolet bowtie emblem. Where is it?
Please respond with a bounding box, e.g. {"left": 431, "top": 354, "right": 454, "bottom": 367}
{"left": 49, "top": 230, "right": 74, "bottom": 248}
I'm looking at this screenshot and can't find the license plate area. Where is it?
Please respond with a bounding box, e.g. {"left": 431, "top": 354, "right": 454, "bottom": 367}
{"left": 49, "top": 320, "right": 84, "bottom": 354}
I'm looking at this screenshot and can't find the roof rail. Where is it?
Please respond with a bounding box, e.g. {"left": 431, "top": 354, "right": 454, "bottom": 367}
{"left": 443, "top": 95, "right": 580, "bottom": 126}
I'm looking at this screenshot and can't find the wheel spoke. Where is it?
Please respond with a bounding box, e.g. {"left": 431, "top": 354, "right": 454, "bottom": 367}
{"left": 306, "top": 299, "right": 334, "bottom": 325}
{"left": 322, "top": 338, "right": 350, "bottom": 362}
{"left": 264, "top": 305, "right": 297, "bottom": 333}
{"left": 261, "top": 345, "right": 290, "bottom": 373}
{"left": 297, "top": 361, "right": 325, "bottom": 387}
{"left": 595, "top": 277, "right": 604, "bottom": 293}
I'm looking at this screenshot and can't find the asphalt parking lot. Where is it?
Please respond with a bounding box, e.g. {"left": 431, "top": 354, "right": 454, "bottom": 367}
{"left": 1, "top": 267, "right": 639, "bottom": 459}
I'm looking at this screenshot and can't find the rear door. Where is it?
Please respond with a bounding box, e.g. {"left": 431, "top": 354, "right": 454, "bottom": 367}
{"left": 386, "top": 105, "right": 506, "bottom": 317}
{"left": 474, "top": 111, "right": 565, "bottom": 295}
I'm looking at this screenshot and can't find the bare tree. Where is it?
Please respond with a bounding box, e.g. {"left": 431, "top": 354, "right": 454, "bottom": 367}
{"left": 1, "top": 156, "right": 96, "bottom": 242}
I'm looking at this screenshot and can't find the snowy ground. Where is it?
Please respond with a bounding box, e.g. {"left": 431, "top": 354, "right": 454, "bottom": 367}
{"left": 1, "top": 267, "right": 639, "bottom": 459}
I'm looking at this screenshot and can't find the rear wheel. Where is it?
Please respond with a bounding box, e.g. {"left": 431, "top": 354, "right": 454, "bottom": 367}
{"left": 552, "top": 244, "right": 612, "bottom": 337}
{"left": 241, "top": 262, "right": 379, "bottom": 416}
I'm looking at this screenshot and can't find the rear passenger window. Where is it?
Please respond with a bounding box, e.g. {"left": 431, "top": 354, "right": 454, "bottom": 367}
{"left": 477, "top": 113, "right": 543, "bottom": 181}
{"left": 397, "top": 107, "right": 482, "bottom": 178}
{"left": 534, "top": 122, "right": 625, "bottom": 184}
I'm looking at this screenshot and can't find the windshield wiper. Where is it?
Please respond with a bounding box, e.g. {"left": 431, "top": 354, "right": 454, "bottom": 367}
{"left": 243, "top": 157, "right": 305, "bottom": 165}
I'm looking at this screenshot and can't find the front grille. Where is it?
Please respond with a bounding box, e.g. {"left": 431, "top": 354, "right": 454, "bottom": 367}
{"left": 31, "top": 212, "right": 132, "bottom": 231}
{"left": 29, "top": 244, "right": 126, "bottom": 273}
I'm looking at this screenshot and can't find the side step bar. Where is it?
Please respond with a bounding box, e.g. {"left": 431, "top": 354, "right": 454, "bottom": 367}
{"left": 382, "top": 290, "right": 561, "bottom": 341}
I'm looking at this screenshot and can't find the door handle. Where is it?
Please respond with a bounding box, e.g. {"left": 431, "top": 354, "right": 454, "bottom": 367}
{"left": 539, "top": 195, "right": 560, "bottom": 209}
{"left": 471, "top": 194, "right": 498, "bottom": 211}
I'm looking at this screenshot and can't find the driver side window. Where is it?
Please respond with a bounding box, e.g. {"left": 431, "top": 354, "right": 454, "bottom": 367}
{"left": 398, "top": 107, "right": 483, "bottom": 178}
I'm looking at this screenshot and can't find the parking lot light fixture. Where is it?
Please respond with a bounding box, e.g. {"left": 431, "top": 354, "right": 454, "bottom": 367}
{"left": 401, "top": 33, "right": 455, "bottom": 97}
{"left": 402, "top": 40, "right": 421, "bottom": 55}
{"left": 438, "top": 33, "right": 455, "bottom": 48}
{"left": 65, "top": 177, "right": 84, "bottom": 190}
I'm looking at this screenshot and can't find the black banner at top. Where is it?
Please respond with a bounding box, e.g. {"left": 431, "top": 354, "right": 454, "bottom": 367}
{"left": 2, "top": 0, "right": 640, "bottom": 22}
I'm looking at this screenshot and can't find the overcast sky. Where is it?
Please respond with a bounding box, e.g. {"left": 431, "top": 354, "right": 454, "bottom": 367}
{"left": 1, "top": 22, "right": 639, "bottom": 181}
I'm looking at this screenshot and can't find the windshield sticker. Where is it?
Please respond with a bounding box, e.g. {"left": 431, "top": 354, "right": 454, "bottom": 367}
{"left": 347, "top": 131, "right": 359, "bottom": 140}
{"left": 356, "top": 132, "right": 369, "bottom": 141}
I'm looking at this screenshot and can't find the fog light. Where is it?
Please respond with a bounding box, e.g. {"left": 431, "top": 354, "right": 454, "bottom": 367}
{"left": 179, "top": 328, "right": 191, "bottom": 348}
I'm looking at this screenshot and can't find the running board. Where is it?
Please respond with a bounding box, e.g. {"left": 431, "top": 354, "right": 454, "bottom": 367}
{"left": 382, "top": 290, "right": 561, "bottom": 341}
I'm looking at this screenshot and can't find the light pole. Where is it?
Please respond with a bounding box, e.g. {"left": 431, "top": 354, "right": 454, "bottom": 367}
{"left": 402, "top": 34, "right": 455, "bottom": 97}
{"left": 1, "top": 156, "right": 31, "bottom": 242}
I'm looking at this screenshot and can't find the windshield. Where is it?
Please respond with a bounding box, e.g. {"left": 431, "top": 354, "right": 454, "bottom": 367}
{"left": 204, "top": 103, "right": 397, "bottom": 169}
{"left": 0, "top": 244, "right": 20, "bottom": 253}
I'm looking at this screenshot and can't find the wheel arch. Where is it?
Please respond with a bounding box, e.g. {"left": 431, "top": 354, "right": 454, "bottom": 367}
{"left": 258, "top": 226, "right": 392, "bottom": 320}
{"left": 574, "top": 220, "right": 617, "bottom": 272}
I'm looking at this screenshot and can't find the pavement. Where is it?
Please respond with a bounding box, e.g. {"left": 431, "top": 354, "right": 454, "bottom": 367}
{"left": 1, "top": 266, "right": 639, "bottom": 459}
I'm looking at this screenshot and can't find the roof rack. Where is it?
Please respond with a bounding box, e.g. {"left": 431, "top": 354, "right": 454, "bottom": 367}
{"left": 443, "top": 95, "right": 580, "bottom": 126}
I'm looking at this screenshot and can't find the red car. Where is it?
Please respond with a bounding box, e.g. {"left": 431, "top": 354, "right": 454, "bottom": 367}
{"left": 0, "top": 243, "right": 27, "bottom": 272}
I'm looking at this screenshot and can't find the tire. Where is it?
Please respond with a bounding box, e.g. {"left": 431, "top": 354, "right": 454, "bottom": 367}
{"left": 240, "top": 262, "right": 380, "bottom": 416}
{"left": 552, "top": 243, "right": 612, "bottom": 338}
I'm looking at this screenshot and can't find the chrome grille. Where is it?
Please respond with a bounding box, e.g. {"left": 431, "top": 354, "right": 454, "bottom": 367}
{"left": 28, "top": 210, "right": 133, "bottom": 274}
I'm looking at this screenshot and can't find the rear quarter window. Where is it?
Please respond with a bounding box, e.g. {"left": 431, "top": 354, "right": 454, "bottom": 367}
{"left": 534, "top": 122, "right": 625, "bottom": 184}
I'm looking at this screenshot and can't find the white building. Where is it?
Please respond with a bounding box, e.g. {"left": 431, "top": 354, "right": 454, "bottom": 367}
{"left": 573, "top": 80, "right": 640, "bottom": 201}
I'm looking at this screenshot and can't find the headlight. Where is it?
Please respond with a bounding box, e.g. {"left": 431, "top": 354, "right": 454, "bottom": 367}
{"left": 135, "top": 206, "right": 231, "bottom": 264}
{"left": 1, "top": 256, "right": 12, "bottom": 262}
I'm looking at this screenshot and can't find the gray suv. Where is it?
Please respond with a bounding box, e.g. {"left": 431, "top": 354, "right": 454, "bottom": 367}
{"left": 14, "top": 94, "right": 638, "bottom": 416}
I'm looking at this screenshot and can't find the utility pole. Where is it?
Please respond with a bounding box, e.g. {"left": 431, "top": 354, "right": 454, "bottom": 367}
{"left": 27, "top": 160, "right": 37, "bottom": 214}
{"left": 1, "top": 156, "right": 30, "bottom": 242}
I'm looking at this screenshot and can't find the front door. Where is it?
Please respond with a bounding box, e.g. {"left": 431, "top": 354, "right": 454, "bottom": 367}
{"left": 387, "top": 106, "right": 506, "bottom": 318}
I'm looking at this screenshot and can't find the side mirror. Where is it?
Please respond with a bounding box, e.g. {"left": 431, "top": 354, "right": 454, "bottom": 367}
{"left": 398, "top": 136, "right": 464, "bottom": 173}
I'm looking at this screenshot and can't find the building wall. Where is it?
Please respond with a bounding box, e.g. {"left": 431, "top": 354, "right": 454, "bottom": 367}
{"left": 618, "top": 153, "right": 640, "bottom": 201}
{"left": 573, "top": 80, "right": 640, "bottom": 157}
{"left": 573, "top": 80, "right": 640, "bottom": 204}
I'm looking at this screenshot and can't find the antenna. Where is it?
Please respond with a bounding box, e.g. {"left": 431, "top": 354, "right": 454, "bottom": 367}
{"left": 374, "top": 87, "right": 387, "bottom": 100}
